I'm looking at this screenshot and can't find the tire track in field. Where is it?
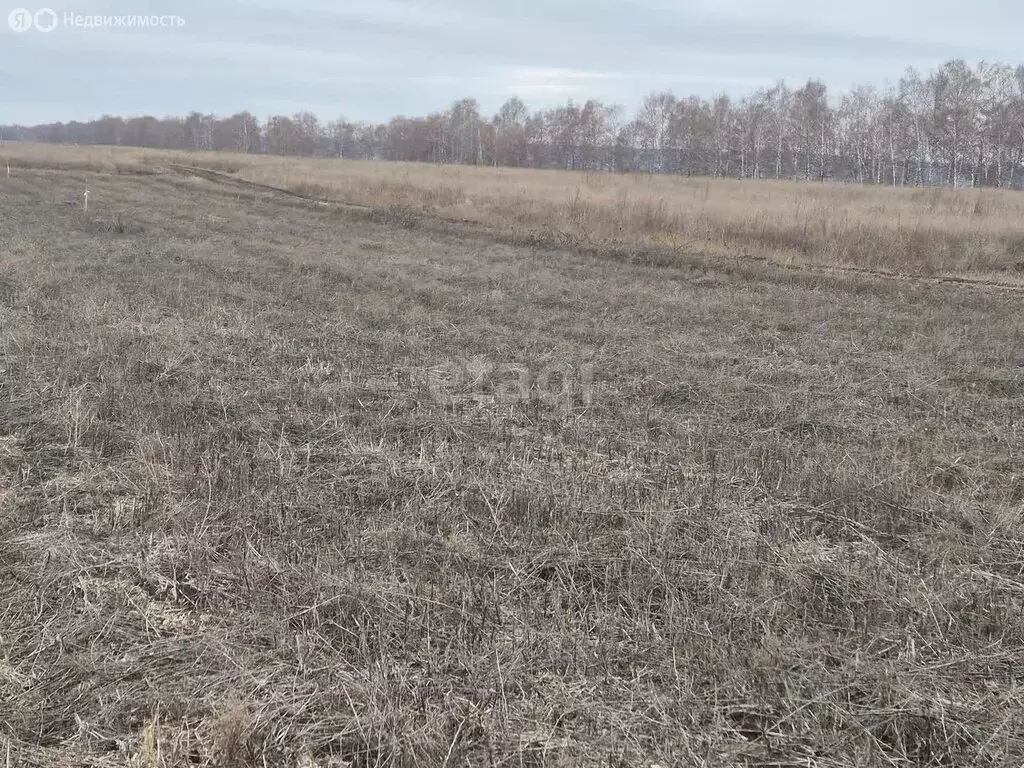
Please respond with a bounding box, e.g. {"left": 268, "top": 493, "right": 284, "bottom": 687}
{"left": 167, "top": 164, "right": 371, "bottom": 211}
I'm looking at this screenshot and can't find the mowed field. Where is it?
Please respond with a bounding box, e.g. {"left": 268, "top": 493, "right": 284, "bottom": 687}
{"left": 2, "top": 155, "right": 1024, "bottom": 767}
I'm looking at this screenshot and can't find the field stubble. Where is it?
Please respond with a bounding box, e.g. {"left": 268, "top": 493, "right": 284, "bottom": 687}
{"left": 0, "top": 161, "right": 1023, "bottom": 766}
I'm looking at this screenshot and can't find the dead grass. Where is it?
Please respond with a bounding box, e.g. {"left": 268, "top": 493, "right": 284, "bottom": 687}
{"left": 1, "top": 164, "right": 1024, "bottom": 766}
{"left": 4, "top": 142, "right": 1024, "bottom": 279}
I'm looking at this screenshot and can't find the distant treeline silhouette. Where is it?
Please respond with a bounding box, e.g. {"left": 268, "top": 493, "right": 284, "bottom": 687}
{"left": 5, "top": 59, "right": 1024, "bottom": 188}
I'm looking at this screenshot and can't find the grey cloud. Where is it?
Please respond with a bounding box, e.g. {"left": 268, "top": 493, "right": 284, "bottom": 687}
{"left": 0, "top": 0, "right": 1018, "bottom": 124}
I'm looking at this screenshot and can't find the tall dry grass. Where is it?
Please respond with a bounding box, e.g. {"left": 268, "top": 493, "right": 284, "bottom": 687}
{"left": 5, "top": 141, "right": 1024, "bottom": 277}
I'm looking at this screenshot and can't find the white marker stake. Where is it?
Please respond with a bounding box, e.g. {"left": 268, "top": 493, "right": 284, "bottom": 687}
{"left": 84, "top": 190, "right": 90, "bottom": 213}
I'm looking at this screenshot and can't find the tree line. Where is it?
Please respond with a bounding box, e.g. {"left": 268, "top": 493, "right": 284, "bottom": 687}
{"left": 5, "top": 59, "right": 1024, "bottom": 188}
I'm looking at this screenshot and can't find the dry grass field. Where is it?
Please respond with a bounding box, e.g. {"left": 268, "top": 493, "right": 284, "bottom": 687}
{"left": 2, "top": 148, "right": 1024, "bottom": 767}
{"left": 5, "top": 142, "right": 1024, "bottom": 280}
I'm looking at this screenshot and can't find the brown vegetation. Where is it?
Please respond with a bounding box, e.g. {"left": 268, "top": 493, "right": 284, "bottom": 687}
{"left": 5, "top": 142, "right": 1024, "bottom": 280}
{"left": 2, "top": 155, "right": 1024, "bottom": 766}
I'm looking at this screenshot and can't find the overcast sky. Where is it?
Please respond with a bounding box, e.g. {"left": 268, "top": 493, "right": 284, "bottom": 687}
{"left": 1, "top": 0, "right": 1020, "bottom": 125}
